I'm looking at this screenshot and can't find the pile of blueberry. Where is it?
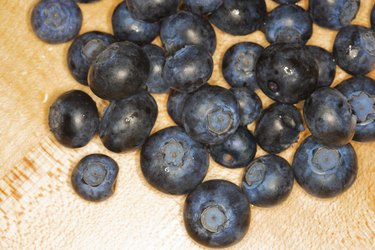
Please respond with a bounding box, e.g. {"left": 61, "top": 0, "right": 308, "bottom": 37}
{"left": 31, "top": 0, "right": 375, "bottom": 247}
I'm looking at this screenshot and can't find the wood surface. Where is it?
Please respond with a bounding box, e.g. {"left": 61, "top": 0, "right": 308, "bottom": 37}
{"left": 0, "top": 0, "right": 374, "bottom": 249}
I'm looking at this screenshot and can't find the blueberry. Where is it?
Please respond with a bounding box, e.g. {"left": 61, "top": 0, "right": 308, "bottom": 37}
{"left": 255, "top": 103, "right": 304, "bottom": 154}
{"left": 292, "top": 136, "right": 357, "bottom": 198}
{"left": 99, "top": 91, "right": 158, "bottom": 153}
{"left": 309, "top": 0, "right": 360, "bottom": 30}
{"left": 256, "top": 43, "right": 318, "bottom": 104}
{"left": 273, "top": 0, "right": 299, "bottom": 3}
{"left": 182, "top": 85, "right": 240, "bottom": 145}
{"left": 306, "top": 46, "right": 336, "bottom": 88}
{"left": 184, "top": 180, "right": 250, "bottom": 247}
{"left": 71, "top": 154, "right": 119, "bottom": 202}
{"left": 88, "top": 41, "right": 150, "bottom": 100}
{"left": 67, "top": 31, "right": 116, "bottom": 85}
{"left": 371, "top": 4, "right": 375, "bottom": 29}
{"left": 111, "top": 2, "right": 160, "bottom": 45}
{"left": 242, "top": 155, "right": 293, "bottom": 207}
{"left": 222, "top": 42, "right": 263, "bottom": 90}
{"left": 142, "top": 44, "right": 168, "bottom": 93}
{"left": 160, "top": 11, "right": 216, "bottom": 55}
{"left": 333, "top": 25, "right": 375, "bottom": 76}
{"left": 163, "top": 45, "right": 213, "bottom": 93}
{"left": 210, "top": 126, "right": 256, "bottom": 169}
{"left": 209, "top": 0, "right": 266, "bottom": 36}
{"left": 126, "top": 0, "right": 179, "bottom": 22}
{"left": 48, "top": 90, "right": 99, "bottom": 148}
{"left": 31, "top": 0, "right": 82, "bottom": 44}
{"left": 304, "top": 87, "right": 356, "bottom": 147}
{"left": 265, "top": 4, "right": 312, "bottom": 45}
{"left": 336, "top": 76, "right": 375, "bottom": 142}
{"left": 141, "top": 126, "right": 209, "bottom": 195}
{"left": 230, "top": 87, "right": 262, "bottom": 126}
{"left": 185, "top": 0, "right": 223, "bottom": 15}
{"left": 167, "top": 90, "right": 189, "bottom": 126}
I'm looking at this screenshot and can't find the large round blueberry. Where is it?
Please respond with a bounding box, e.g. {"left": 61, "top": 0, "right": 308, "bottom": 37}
{"left": 182, "top": 85, "right": 240, "bottom": 145}
{"left": 336, "top": 76, "right": 375, "bottom": 142}
{"left": 71, "top": 154, "right": 119, "bottom": 202}
{"left": 142, "top": 44, "right": 168, "bottom": 93}
{"left": 265, "top": 4, "right": 312, "bottom": 45}
{"left": 111, "top": 2, "right": 160, "bottom": 45}
{"left": 309, "top": 0, "right": 360, "bottom": 30}
{"left": 160, "top": 11, "right": 216, "bottom": 55}
{"left": 306, "top": 46, "right": 336, "bottom": 88}
{"left": 304, "top": 88, "right": 356, "bottom": 147}
{"left": 293, "top": 136, "right": 357, "bottom": 198}
{"left": 49, "top": 90, "right": 99, "bottom": 148}
{"left": 255, "top": 103, "right": 304, "bottom": 154}
{"left": 222, "top": 42, "right": 263, "bottom": 90}
{"left": 230, "top": 87, "right": 262, "bottom": 126}
{"left": 67, "top": 31, "right": 116, "bottom": 85}
{"left": 256, "top": 43, "right": 318, "bottom": 104}
{"left": 88, "top": 41, "right": 150, "bottom": 100}
{"left": 126, "top": 0, "right": 179, "bottom": 22}
{"left": 31, "top": 0, "right": 82, "bottom": 44}
{"left": 210, "top": 126, "right": 256, "bottom": 169}
{"left": 184, "top": 180, "right": 250, "bottom": 247}
{"left": 163, "top": 45, "right": 213, "bottom": 93}
{"left": 185, "top": 0, "right": 223, "bottom": 15}
{"left": 209, "top": 0, "right": 266, "bottom": 36}
{"left": 141, "top": 126, "right": 209, "bottom": 195}
{"left": 99, "top": 91, "right": 158, "bottom": 153}
{"left": 242, "top": 155, "right": 293, "bottom": 207}
{"left": 333, "top": 25, "right": 375, "bottom": 76}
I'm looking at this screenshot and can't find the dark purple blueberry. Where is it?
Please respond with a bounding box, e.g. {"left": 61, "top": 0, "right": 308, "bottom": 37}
{"left": 306, "top": 45, "right": 336, "bottom": 88}
{"left": 143, "top": 44, "right": 169, "bottom": 93}
{"left": 230, "top": 87, "right": 262, "bottom": 126}
{"left": 185, "top": 0, "right": 223, "bottom": 15}
{"left": 126, "top": 0, "right": 179, "bottom": 22}
{"left": 167, "top": 90, "right": 189, "bottom": 126}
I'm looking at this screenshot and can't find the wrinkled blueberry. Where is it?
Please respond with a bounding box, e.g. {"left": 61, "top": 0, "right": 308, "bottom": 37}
{"left": 88, "top": 41, "right": 150, "bottom": 100}
{"left": 293, "top": 136, "right": 357, "bottom": 198}
{"left": 306, "top": 45, "right": 336, "bottom": 88}
{"left": 222, "top": 42, "right": 263, "bottom": 90}
{"left": 255, "top": 103, "right": 304, "bottom": 154}
{"left": 126, "top": 0, "right": 179, "bottom": 22}
{"left": 242, "top": 155, "right": 293, "bottom": 207}
{"left": 141, "top": 126, "right": 209, "bottom": 195}
{"left": 185, "top": 0, "right": 223, "bottom": 15}
{"left": 49, "top": 90, "right": 99, "bottom": 148}
{"left": 31, "top": 0, "right": 82, "bottom": 44}
{"left": 230, "top": 87, "right": 262, "bottom": 126}
{"left": 160, "top": 11, "right": 216, "bottom": 55}
{"left": 184, "top": 179, "right": 250, "bottom": 247}
{"left": 256, "top": 43, "right": 318, "bottom": 104}
{"left": 182, "top": 85, "right": 240, "bottom": 145}
{"left": 71, "top": 154, "right": 119, "bottom": 202}
{"left": 336, "top": 76, "right": 375, "bottom": 142}
{"left": 142, "top": 44, "right": 168, "bottom": 93}
{"left": 304, "top": 87, "right": 356, "bottom": 147}
{"left": 99, "top": 91, "right": 158, "bottom": 153}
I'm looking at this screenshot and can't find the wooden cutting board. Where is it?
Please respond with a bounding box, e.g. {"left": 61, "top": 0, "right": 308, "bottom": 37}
{"left": 0, "top": 0, "right": 374, "bottom": 249}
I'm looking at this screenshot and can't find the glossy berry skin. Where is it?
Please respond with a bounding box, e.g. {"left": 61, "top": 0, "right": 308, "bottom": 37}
{"left": 67, "top": 31, "right": 116, "bottom": 85}
{"left": 141, "top": 126, "right": 209, "bottom": 195}
{"left": 48, "top": 90, "right": 99, "bottom": 148}
{"left": 71, "top": 154, "right": 119, "bottom": 202}
{"left": 265, "top": 4, "right": 312, "bottom": 45}
{"left": 182, "top": 85, "right": 240, "bottom": 145}
{"left": 306, "top": 46, "right": 336, "bottom": 88}
{"left": 111, "top": 2, "right": 160, "bottom": 45}
{"left": 304, "top": 88, "right": 356, "bottom": 147}
{"left": 210, "top": 126, "right": 256, "bottom": 169}
{"left": 333, "top": 25, "right": 375, "bottom": 76}
{"left": 143, "top": 45, "right": 168, "bottom": 93}
{"left": 184, "top": 180, "right": 250, "bottom": 248}
{"left": 31, "top": 0, "right": 82, "bottom": 44}
{"left": 293, "top": 136, "right": 357, "bottom": 198}
{"left": 209, "top": 0, "right": 266, "bottom": 36}
{"left": 273, "top": 0, "right": 299, "bottom": 3}
{"left": 336, "top": 76, "right": 375, "bottom": 142}
{"left": 230, "top": 87, "right": 262, "bottom": 126}
{"left": 163, "top": 45, "right": 213, "bottom": 93}
{"left": 99, "top": 91, "right": 158, "bottom": 153}
{"left": 88, "top": 41, "right": 150, "bottom": 100}
{"left": 242, "top": 155, "right": 293, "bottom": 207}
{"left": 126, "top": 0, "right": 179, "bottom": 22}
{"left": 309, "top": 0, "right": 360, "bottom": 30}
{"left": 160, "top": 11, "right": 216, "bottom": 55}
{"left": 255, "top": 103, "right": 304, "bottom": 154}
{"left": 185, "top": 0, "right": 223, "bottom": 15}
{"left": 256, "top": 43, "right": 318, "bottom": 104}
{"left": 222, "top": 42, "right": 263, "bottom": 90}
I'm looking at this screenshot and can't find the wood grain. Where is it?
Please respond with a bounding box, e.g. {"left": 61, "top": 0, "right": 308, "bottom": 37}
{"left": 0, "top": 0, "right": 374, "bottom": 249}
